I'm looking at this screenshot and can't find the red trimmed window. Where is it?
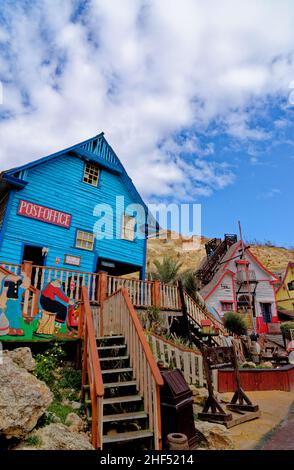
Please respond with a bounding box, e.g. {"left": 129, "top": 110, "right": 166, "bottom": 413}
{"left": 221, "top": 301, "right": 234, "bottom": 312}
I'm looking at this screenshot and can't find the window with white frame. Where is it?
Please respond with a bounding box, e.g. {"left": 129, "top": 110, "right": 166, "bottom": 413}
{"left": 75, "top": 230, "right": 95, "bottom": 251}
{"left": 83, "top": 162, "right": 100, "bottom": 186}
{"left": 121, "top": 215, "right": 136, "bottom": 241}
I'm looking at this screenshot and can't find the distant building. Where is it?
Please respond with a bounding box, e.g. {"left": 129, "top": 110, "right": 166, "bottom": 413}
{"left": 196, "top": 235, "right": 280, "bottom": 334}
{"left": 276, "top": 262, "right": 294, "bottom": 320}
{"left": 181, "top": 235, "right": 199, "bottom": 251}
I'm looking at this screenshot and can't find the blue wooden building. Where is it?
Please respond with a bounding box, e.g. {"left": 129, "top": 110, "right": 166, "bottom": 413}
{"left": 0, "top": 133, "right": 149, "bottom": 279}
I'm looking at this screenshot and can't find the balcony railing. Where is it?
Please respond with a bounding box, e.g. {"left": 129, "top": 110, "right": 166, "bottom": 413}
{"left": 236, "top": 270, "right": 257, "bottom": 284}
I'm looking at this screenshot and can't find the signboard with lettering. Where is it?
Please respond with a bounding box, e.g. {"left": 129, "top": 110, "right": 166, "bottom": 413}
{"left": 65, "top": 255, "right": 81, "bottom": 267}
{"left": 17, "top": 200, "right": 71, "bottom": 229}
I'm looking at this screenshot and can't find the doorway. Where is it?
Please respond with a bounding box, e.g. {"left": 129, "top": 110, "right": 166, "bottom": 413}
{"left": 22, "top": 245, "right": 45, "bottom": 287}
{"left": 260, "top": 303, "right": 272, "bottom": 324}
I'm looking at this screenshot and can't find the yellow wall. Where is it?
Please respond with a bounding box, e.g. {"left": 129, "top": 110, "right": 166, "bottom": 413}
{"left": 276, "top": 264, "right": 294, "bottom": 311}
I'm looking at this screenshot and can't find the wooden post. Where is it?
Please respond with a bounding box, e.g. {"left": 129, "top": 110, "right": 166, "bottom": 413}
{"left": 21, "top": 260, "right": 33, "bottom": 280}
{"left": 98, "top": 271, "right": 108, "bottom": 304}
{"left": 152, "top": 280, "right": 161, "bottom": 307}
{"left": 98, "top": 271, "right": 108, "bottom": 336}
{"left": 178, "top": 280, "right": 191, "bottom": 342}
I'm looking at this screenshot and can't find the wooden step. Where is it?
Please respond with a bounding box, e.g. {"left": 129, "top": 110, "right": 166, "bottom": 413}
{"left": 104, "top": 381, "right": 137, "bottom": 389}
{"left": 103, "top": 395, "right": 142, "bottom": 405}
{"left": 102, "top": 367, "right": 133, "bottom": 375}
{"left": 103, "top": 411, "right": 147, "bottom": 423}
{"left": 96, "top": 335, "right": 124, "bottom": 341}
{"left": 103, "top": 430, "right": 153, "bottom": 444}
{"left": 99, "top": 356, "right": 129, "bottom": 362}
{"left": 97, "top": 345, "right": 126, "bottom": 351}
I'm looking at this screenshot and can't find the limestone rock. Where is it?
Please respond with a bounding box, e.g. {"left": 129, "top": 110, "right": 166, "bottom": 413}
{"left": 191, "top": 387, "right": 208, "bottom": 405}
{"left": 194, "top": 421, "right": 234, "bottom": 450}
{"left": 0, "top": 355, "right": 52, "bottom": 438}
{"left": 4, "top": 347, "right": 36, "bottom": 372}
{"left": 219, "top": 393, "right": 231, "bottom": 404}
{"left": 70, "top": 401, "right": 81, "bottom": 410}
{"left": 65, "top": 412, "right": 84, "bottom": 433}
{"left": 16, "top": 424, "right": 94, "bottom": 450}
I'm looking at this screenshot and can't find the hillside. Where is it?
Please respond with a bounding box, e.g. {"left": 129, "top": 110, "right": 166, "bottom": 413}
{"left": 147, "top": 233, "right": 294, "bottom": 276}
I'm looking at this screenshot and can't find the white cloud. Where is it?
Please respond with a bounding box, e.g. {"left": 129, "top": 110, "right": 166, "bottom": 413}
{"left": 0, "top": 0, "right": 293, "bottom": 201}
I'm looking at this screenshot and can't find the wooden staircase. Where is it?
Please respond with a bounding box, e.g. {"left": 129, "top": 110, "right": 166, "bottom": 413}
{"left": 195, "top": 234, "right": 237, "bottom": 286}
{"left": 183, "top": 290, "right": 227, "bottom": 347}
{"left": 79, "top": 287, "right": 163, "bottom": 450}
{"left": 83, "top": 334, "right": 153, "bottom": 449}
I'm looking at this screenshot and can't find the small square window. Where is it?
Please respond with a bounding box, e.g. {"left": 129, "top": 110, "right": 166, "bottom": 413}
{"left": 75, "top": 230, "right": 94, "bottom": 251}
{"left": 221, "top": 301, "right": 234, "bottom": 312}
{"left": 121, "top": 215, "right": 136, "bottom": 241}
{"left": 288, "top": 281, "right": 294, "bottom": 291}
{"left": 83, "top": 163, "right": 100, "bottom": 186}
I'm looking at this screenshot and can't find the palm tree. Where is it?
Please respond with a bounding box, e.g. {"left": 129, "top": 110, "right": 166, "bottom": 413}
{"left": 152, "top": 256, "right": 182, "bottom": 283}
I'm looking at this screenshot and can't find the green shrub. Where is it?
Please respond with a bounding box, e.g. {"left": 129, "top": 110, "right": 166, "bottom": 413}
{"left": 280, "top": 322, "right": 294, "bottom": 339}
{"left": 34, "top": 342, "right": 66, "bottom": 387}
{"left": 24, "top": 434, "right": 42, "bottom": 447}
{"left": 152, "top": 256, "right": 182, "bottom": 283}
{"left": 223, "top": 311, "right": 247, "bottom": 336}
{"left": 59, "top": 368, "right": 82, "bottom": 391}
{"left": 47, "top": 402, "right": 73, "bottom": 424}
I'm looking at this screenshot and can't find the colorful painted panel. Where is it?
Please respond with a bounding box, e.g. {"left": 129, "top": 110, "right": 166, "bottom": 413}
{"left": 0, "top": 269, "right": 79, "bottom": 341}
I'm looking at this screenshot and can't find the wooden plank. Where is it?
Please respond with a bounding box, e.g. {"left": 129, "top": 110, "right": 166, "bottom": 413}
{"left": 225, "top": 410, "right": 261, "bottom": 428}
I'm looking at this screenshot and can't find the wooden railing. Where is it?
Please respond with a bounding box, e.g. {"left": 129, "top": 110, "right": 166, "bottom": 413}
{"left": 160, "top": 283, "right": 181, "bottom": 310}
{"left": 0, "top": 262, "right": 22, "bottom": 274}
{"left": 79, "top": 287, "right": 104, "bottom": 449}
{"left": 27, "top": 265, "right": 182, "bottom": 310}
{"left": 31, "top": 265, "right": 100, "bottom": 303}
{"left": 183, "top": 290, "right": 226, "bottom": 345}
{"left": 107, "top": 275, "right": 153, "bottom": 306}
{"left": 103, "top": 288, "right": 164, "bottom": 450}
{"left": 148, "top": 333, "right": 205, "bottom": 386}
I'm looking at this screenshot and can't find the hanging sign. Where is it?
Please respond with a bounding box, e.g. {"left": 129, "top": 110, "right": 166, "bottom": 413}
{"left": 17, "top": 200, "right": 71, "bottom": 229}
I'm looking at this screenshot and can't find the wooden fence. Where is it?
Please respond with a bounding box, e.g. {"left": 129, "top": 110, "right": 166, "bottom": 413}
{"left": 148, "top": 333, "right": 205, "bottom": 387}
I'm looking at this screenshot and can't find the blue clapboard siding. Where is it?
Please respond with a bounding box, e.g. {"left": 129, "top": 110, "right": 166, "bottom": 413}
{"left": 0, "top": 151, "right": 146, "bottom": 273}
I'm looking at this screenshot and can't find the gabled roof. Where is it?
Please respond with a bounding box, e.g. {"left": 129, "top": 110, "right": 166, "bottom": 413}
{"left": 222, "top": 240, "right": 279, "bottom": 281}
{"left": 200, "top": 268, "right": 235, "bottom": 300}
{"left": 276, "top": 262, "right": 294, "bottom": 295}
{"left": 1, "top": 133, "right": 151, "bottom": 219}
{"left": 200, "top": 239, "right": 279, "bottom": 300}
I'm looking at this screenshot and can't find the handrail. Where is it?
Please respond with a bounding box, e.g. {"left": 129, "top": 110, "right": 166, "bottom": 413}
{"left": 183, "top": 289, "right": 226, "bottom": 332}
{"left": 80, "top": 286, "right": 104, "bottom": 449}
{"left": 80, "top": 287, "right": 104, "bottom": 397}
{"left": 120, "top": 288, "right": 164, "bottom": 387}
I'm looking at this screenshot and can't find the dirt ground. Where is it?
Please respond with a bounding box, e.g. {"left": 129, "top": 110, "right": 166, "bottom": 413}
{"left": 224, "top": 390, "right": 294, "bottom": 450}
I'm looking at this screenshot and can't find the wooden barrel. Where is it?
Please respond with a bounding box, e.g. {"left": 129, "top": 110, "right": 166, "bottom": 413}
{"left": 167, "top": 433, "right": 189, "bottom": 450}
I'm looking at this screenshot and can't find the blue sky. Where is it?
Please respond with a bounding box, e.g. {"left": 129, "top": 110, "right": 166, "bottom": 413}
{"left": 0, "top": 0, "right": 293, "bottom": 246}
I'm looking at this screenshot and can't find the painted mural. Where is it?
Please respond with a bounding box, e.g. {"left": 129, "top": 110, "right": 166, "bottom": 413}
{"left": 0, "top": 272, "right": 79, "bottom": 341}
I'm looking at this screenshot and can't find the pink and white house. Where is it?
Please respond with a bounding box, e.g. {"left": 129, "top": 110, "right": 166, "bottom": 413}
{"left": 198, "top": 238, "right": 280, "bottom": 334}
